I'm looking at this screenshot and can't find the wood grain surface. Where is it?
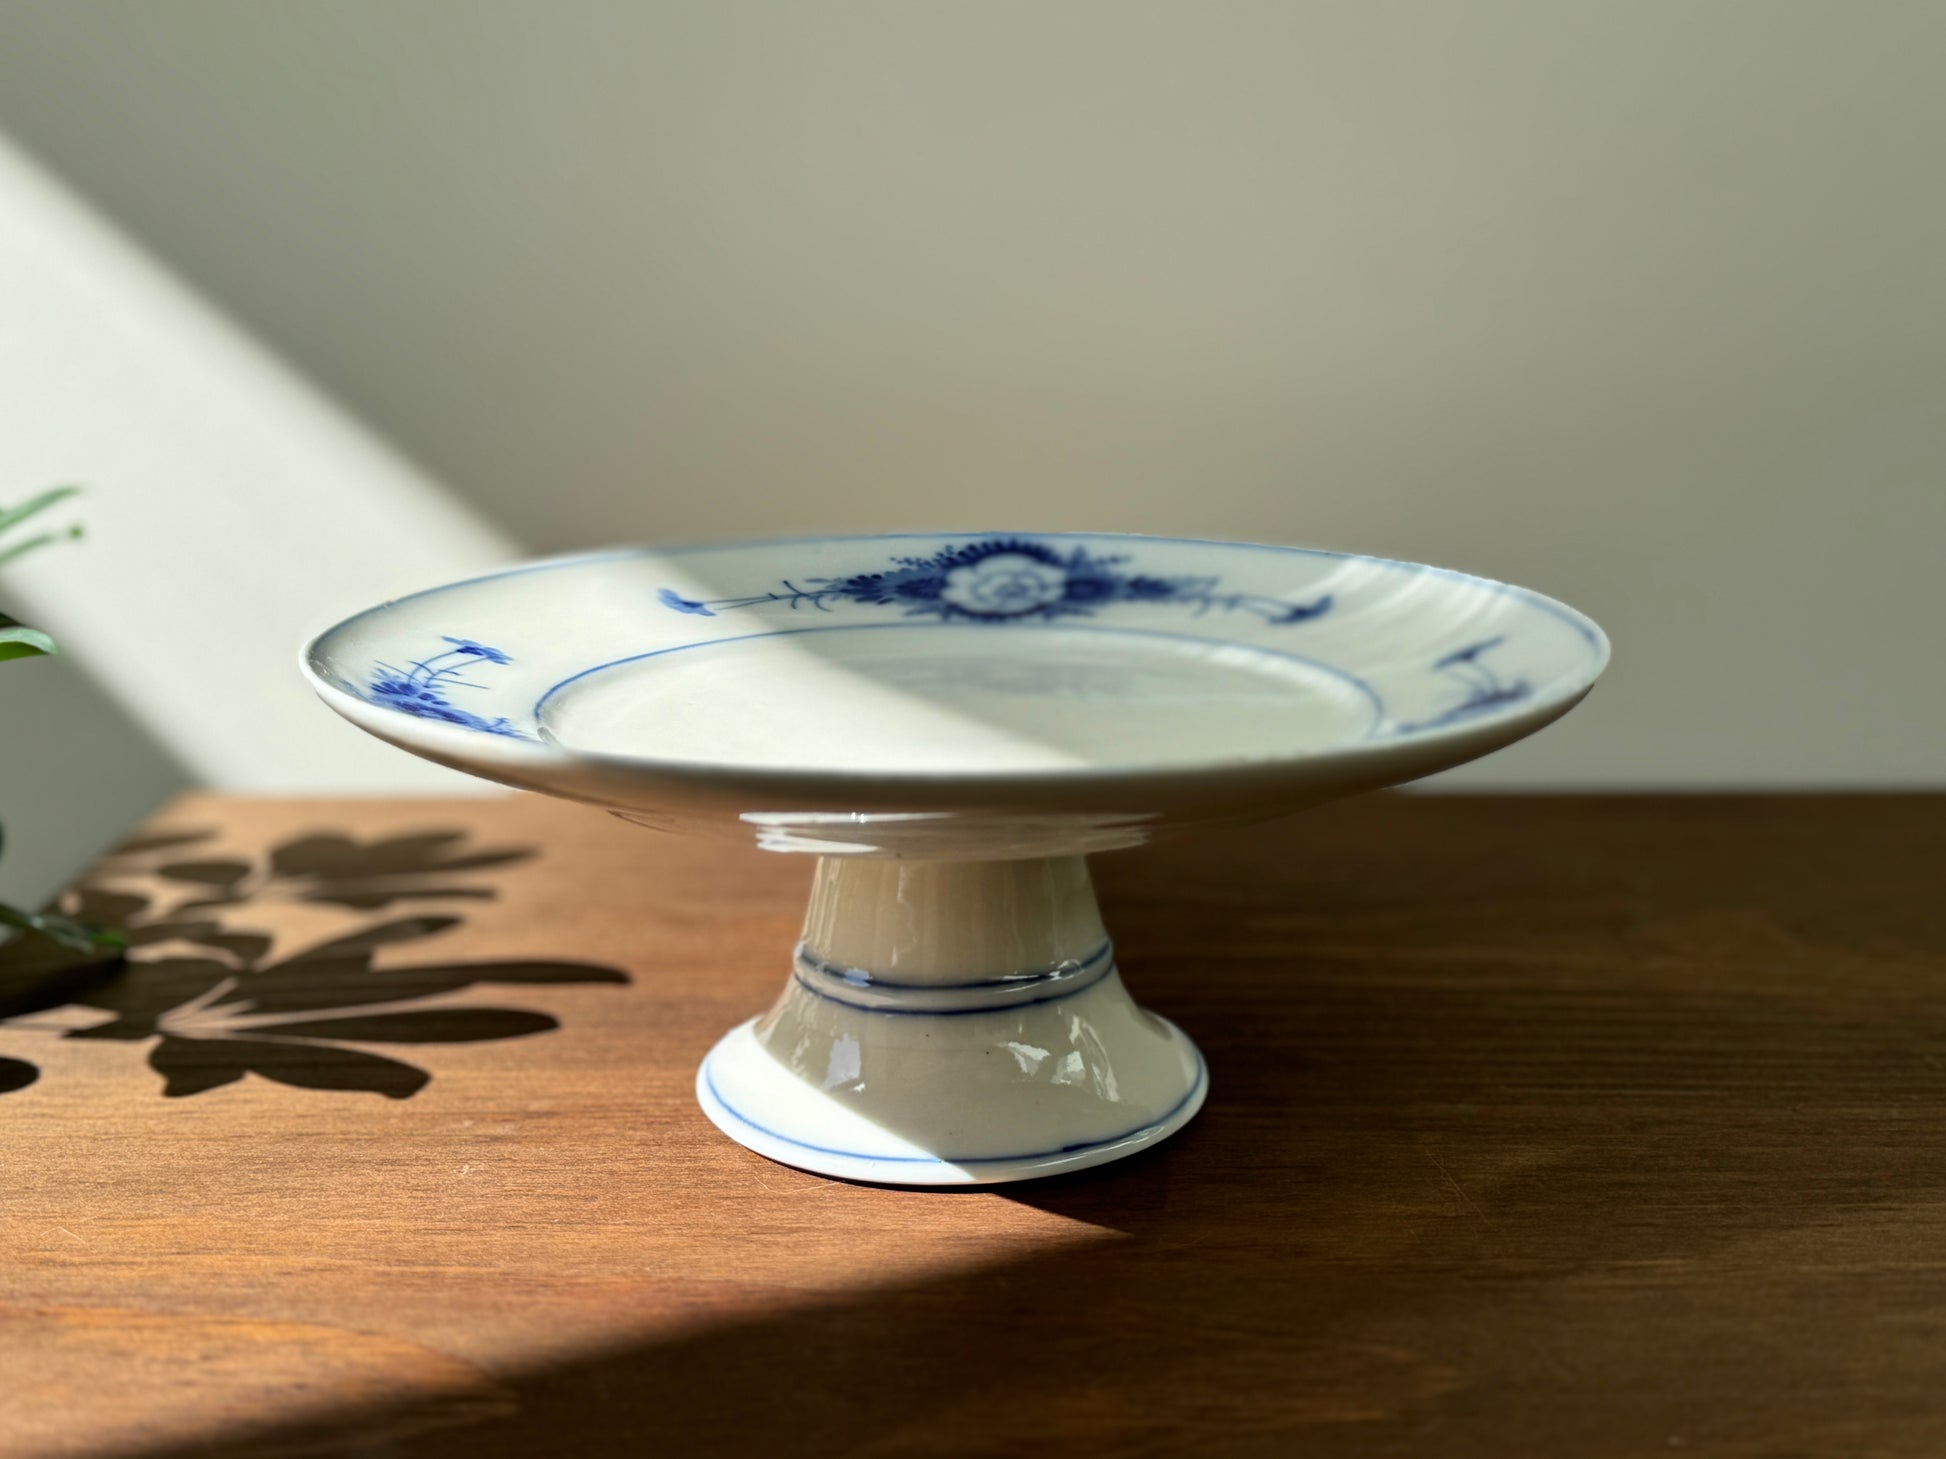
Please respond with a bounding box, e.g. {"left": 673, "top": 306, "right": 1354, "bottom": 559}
{"left": 2, "top": 792, "right": 1944, "bottom": 1458}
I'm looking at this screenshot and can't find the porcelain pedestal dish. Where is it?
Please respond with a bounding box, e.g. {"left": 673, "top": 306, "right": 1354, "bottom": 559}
{"left": 305, "top": 533, "right": 1608, "bottom": 1184}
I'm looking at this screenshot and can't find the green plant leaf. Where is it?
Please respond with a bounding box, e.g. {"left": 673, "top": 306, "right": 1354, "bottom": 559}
{"left": 0, "top": 901, "right": 127, "bottom": 955}
{"left": 0, "top": 530, "right": 81, "bottom": 571}
{"left": 0, "top": 485, "right": 85, "bottom": 570}
{"left": 0, "top": 484, "right": 81, "bottom": 540}
{"left": 0, "top": 613, "right": 57, "bottom": 662}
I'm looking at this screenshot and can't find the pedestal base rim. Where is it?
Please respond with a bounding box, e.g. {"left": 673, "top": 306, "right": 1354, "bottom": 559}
{"left": 696, "top": 1017, "right": 1208, "bottom": 1186}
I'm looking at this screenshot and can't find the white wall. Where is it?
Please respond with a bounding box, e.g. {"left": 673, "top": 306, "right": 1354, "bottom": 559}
{"left": 0, "top": 136, "right": 518, "bottom": 796}
{"left": 0, "top": 1, "right": 1941, "bottom": 787}
{"left": 0, "top": 657, "right": 186, "bottom": 906}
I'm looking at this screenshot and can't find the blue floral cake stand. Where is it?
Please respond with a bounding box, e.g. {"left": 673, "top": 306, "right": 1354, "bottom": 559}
{"left": 305, "top": 533, "right": 1608, "bottom": 1184}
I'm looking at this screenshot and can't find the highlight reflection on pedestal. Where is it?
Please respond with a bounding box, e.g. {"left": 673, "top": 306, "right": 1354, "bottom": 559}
{"left": 698, "top": 857, "right": 1206, "bottom": 1184}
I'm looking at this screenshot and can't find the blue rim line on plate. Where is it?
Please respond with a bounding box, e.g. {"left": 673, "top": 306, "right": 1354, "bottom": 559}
{"left": 303, "top": 532, "right": 1609, "bottom": 770}
{"left": 531, "top": 620, "right": 1390, "bottom": 736}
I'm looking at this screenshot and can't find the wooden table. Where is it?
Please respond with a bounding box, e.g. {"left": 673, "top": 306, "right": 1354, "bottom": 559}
{"left": 3, "top": 792, "right": 1943, "bottom": 1458}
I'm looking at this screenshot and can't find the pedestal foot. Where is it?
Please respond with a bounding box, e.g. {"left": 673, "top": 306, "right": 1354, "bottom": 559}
{"left": 695, "top": 855, "right": 1207, "bottom": 1185}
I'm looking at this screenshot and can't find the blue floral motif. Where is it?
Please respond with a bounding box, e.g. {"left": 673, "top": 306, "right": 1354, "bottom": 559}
{"left": 1398, "top": 636, "right": 1531, "bottom": 733}
{"left": 440, "top": 637, "right": 513, "bottom": 665}
{"left": 359, "top": 637, "right": 526, "bottom": 737}
{"left": 658, "top": 588, "right": 714, "bottom": 616}
{"left": 657, "top": 538, "right": 1333, "bottom": 626}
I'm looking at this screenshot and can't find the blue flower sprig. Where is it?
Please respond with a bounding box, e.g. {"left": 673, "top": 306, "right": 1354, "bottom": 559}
{"left": 1396, "top": 637, "right": 1532, "bottom": 732}
{"left": 364, "top": 637, "right": 525, "bottom": 737}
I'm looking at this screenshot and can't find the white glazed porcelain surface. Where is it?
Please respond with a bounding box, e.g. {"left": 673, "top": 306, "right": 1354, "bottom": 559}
{"left": 304, "top": 533, "right": 1607, "bottom": 1185}
{"left": 303, "top": 533, "right": 1608, "bottom": 858}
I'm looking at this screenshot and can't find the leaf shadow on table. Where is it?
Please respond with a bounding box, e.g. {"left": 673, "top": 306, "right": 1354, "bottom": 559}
{"left": 66, "top": 799, "right": 1946, "bottom": 1459}
{"left": 0, "top": 825, "right": 628, "bottom": 1100}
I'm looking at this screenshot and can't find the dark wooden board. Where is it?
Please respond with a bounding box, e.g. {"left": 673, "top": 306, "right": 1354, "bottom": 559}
{"left": 3, "top": 792, "right": 1943, "bottom": 1457}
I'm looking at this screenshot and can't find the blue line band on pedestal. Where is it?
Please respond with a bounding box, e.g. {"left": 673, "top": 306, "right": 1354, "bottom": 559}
{"left": 789, "top": 955, "right": 1117, "bottom": 1016}
{"left": 794, "top": 938, "right": 1114, "bottom": 991}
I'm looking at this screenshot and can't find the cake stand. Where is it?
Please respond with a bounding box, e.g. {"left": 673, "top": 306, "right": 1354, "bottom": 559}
{"left": 304, "top": 533, "right": 1608, "bottom": 1183}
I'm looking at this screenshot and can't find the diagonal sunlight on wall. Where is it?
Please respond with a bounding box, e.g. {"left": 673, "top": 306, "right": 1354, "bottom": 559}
{"left": 6, "top": 2, "right": 1944, "bottom": 787}
{"left": 0, "top": 132, "right": 518, "bottom": 795}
